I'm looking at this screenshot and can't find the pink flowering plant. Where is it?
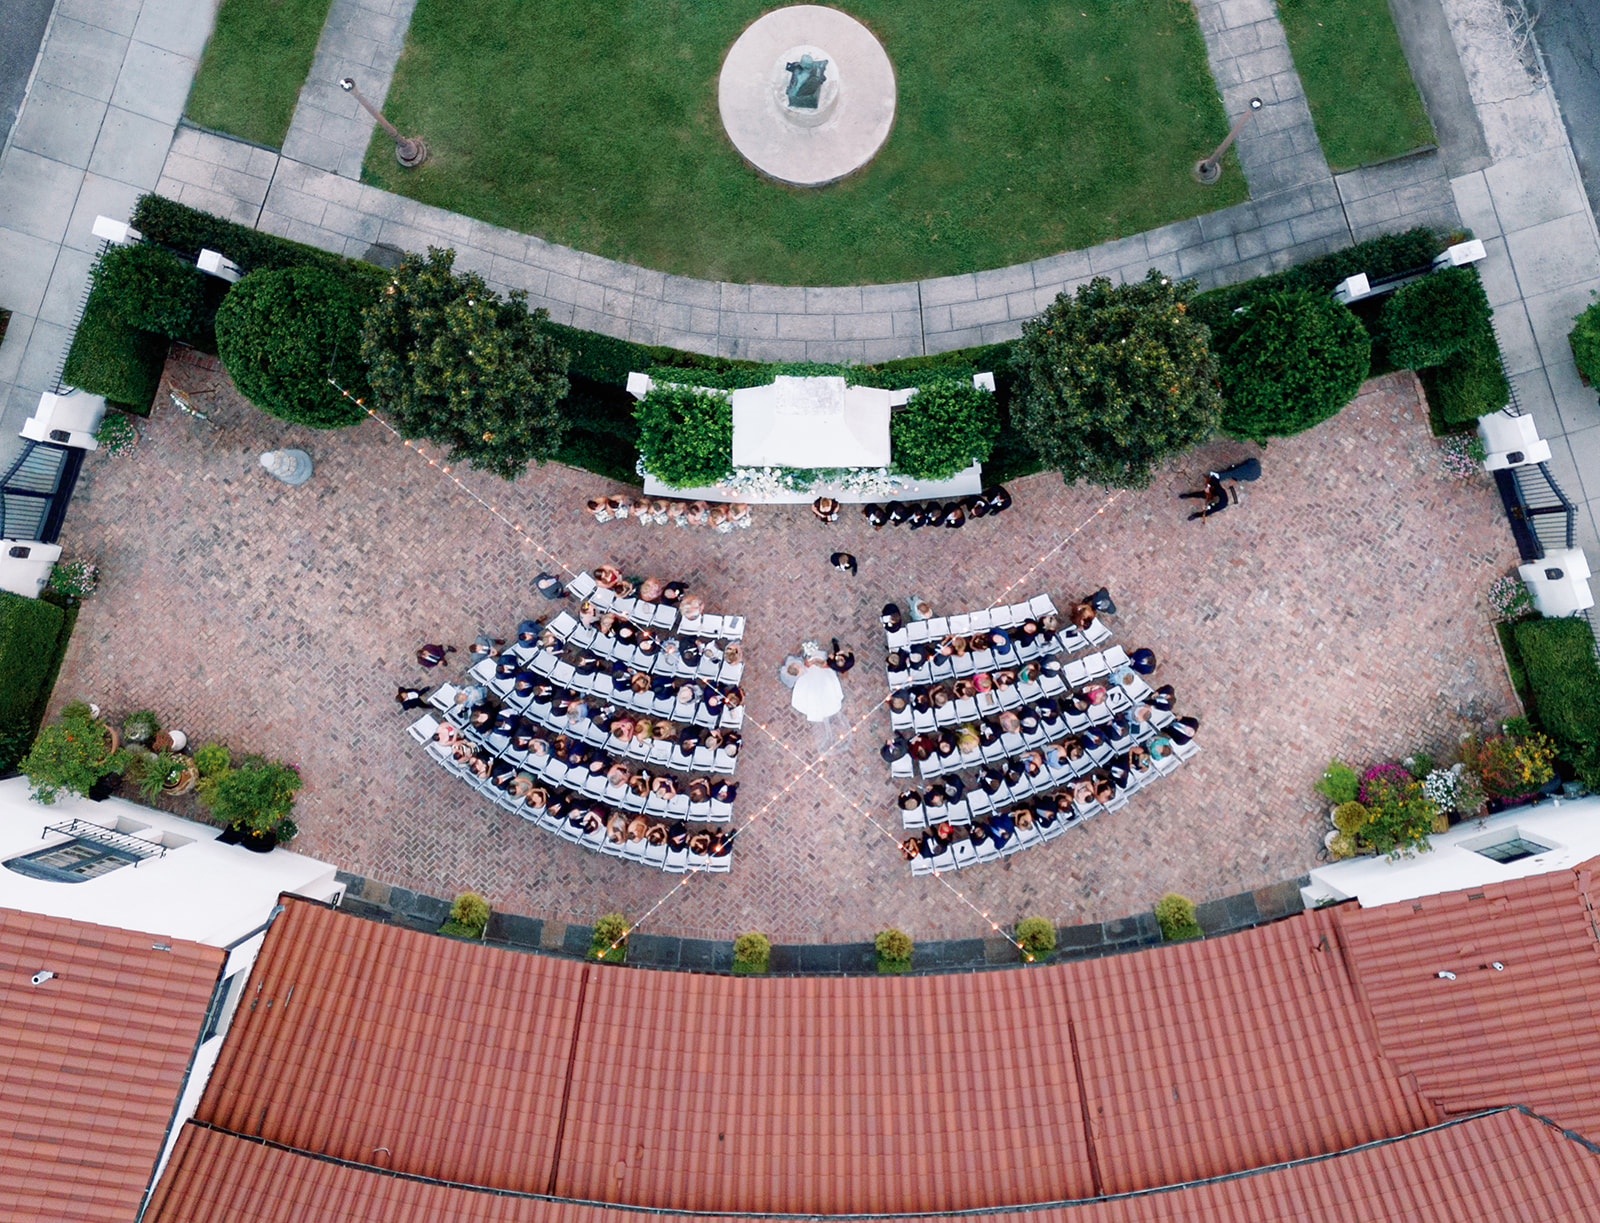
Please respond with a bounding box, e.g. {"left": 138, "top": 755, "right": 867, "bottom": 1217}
{"left": 1437, "top": 434, "right": 1486, "bottom": 478}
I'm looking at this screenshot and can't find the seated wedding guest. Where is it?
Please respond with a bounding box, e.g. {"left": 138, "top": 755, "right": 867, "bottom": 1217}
{"left": 1107, "top": 754, "right": 1131, "bottom": 789}
{"left": 978, "top": 767, "right": 1005, "bottom": 795}
{"left": 974, "top": 672, "right": 995, "bottom": 700}
{"left": 930, "top": 685, "right": 953, "bottom": 711}
{"left": 952, "top": 678, "right": 977, "bottom": 701}
{"left": 1084, "top": 681, "right": 1108, "bottom": 705}
{"left": 942, "top": 773, "right": 967, "bottom": 802}
{"left": 416, "top": 642, "right": 455, "bottom": 668}
{"left": 679, "top": 593, "right": 706, "bottom": 621}
{"left": 1016, "top": 618, "right": 1042, "bottom": 647}
{"left": 1018, "top": 706, "right": 1041, "bottom": 735}
{"left": 636, "top": 634, "right": 661, "bottom": 660}
{"left": 1129, "top": 647, "right": 1157, "bottom": 674}
{"left": 932, "top": 819, "right": 955, "bottom": 845}
{"left": 709, "top": 829, "right": 732, "bottom": 857}
{"left": 998, "top": 709, "right": 1022, "bottom": 734}
{"left": 1003, "top": 761, "right": 1024, "bottom": 787}
{"left": 1149, "top": 734, "right": 1175, "bottom": 760}
{"left": 703, "top": 686, "right": 727, "bottom": 717}
{"left": 594, "top": 562, "right": 624, "bottom": 589}
{"left": 645, "top": 822, "right": 668, "bottom": 846}
{"left": 1081, "top": 725, "right": 1107, "bottom": 752}
{"left": 494, "top": 652, "right": 520, "bottom": 682}
{"left": 881, "top": 602, "right": 904, "bottom": 632}
{"left": 863, "top": 503, "right": 888, "bottom": 528}
{"left": 606, "top": 812, "right": 629, "bottom": 843}
{"left": 812, "top": 496, "right": 840, "bottom": 523}
{"left": 689, "top": 829, "right": 713, "bottom": 855}
{"left": 969, "top": 821, "right": 991, "bottom": 847}
{"left": 977, "top": 718, "right": 1000, "bottom": 746}
{"left": 900, "top": 837, "right": 921, "bottom": 860}
{"left": 435, "top": 721, "right": 465, "bottom": 746}
{"left": 525, "top": 735, "right": 552, "bottom": 763}
{"left": 934, "top": 738, "right": 958, "bottom": 763}
{"left": 626, "top": 814, "right": 650, "bottom": 842}
{"left": 1020, "top": 749, "right": 1045, "bottom": 778}
{"left": 925, "top": 789, "right": 947, "bottom": 813}
{"left": 1015, "top": 809, "right": 1035, "bottom": 832}
{"left": 881, "top": 734, "right": 911, "bottom": 764}
{"left": 606, "top": 761, "right": 633, "bottom": 787}
{"left": 909, "top": 734, "right": 936, "bottom": 762}
{"left": 1151, "top": 683, "right": 1176, "bottom": 712}
{"left": 650, "top": 776, "right": 677, "bottom": 799}
{"left": 919, "top": 830, "right": 941, "bottom": 858}
{"left": 1167, "top": 715, "right": 1200, "bottom": 744}
{"left": 1035, "top": 802, "right": 1059, "bottom": 830}
{"left": 994, "top": 669, "right": 1017, "bottom": 690}
{"left": 627, "top": 774, "right": 650, "bottom": 799}
{"left": 711, "top": 778, "right": 737, "bottom": 803}
{"left": 687, "top": 777, "right": 712, "bottom": 804}
{"left": 1093, "top": 776, "right": 1116, "bottom": 803}
{"left": 1040, "top": 611, "right": 1063, "bottom": 635}
{"left": 899, "top": 790, "right": 923, "bottom": 814}
{"left": 990, "top": 810, "right": 1016, "bottom": 848}
{"left": 653, "top": 719, "right": 680, "bottom": 742}
{"left": 905, "top": 503, "right": 930, "bottom": 531}
{"left": 941, "top": 502, "right": 966, "bottom": 529}
{"left": 954, "top": 723, "right": 981, "bottom": 754}
{"left": 638, "top": 576, "right": 665, "bottom": 603}
{"left": 489, "top": 757, "right": 518, "bottom": 788}
{"left": 579, "top": 601, "right": 603, "bottom": 629}
{"left": 609, "top": 713, "right": 636, "bottom": 743}
{"left": 467, "top": 751, "right": 492, "bottom": 779}
{"left": 1071, "top": 778, "right": 1096, "bottom": 805}
{"left": 665, "top": 820, "right": 689, "bottom": 850}
{"left": 886, "top": 501, "right": 910, "bottom": 526}
{"left": 1069, "top": 601, "right": 1097, "bottom": 631}
{"left": 510, "top": 772, "right": 538, "bottom": 799}
{"left": 658, "top": 579, "right": 686, "bottom": 608}
{"left": 467, "top": 706, "right": 495, "bottom": 733}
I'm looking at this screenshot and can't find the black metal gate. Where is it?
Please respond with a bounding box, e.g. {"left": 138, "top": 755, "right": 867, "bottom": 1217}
{"left": 0, "top": 440, "right": 83, "bottom": 544}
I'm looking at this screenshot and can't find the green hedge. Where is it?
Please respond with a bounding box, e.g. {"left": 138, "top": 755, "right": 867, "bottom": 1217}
{"left": 1378, "top": 265, "right": 1493, "bottom": 370}
{"left": 1512, "top": 618, "right": 1600, "bottom": 750}
{"left": 1420, "top": 329, "right": 1510, "bottom": 428}
{"left": 90, "top": 242, "right": 208, "bottom": 340}
{"left": 0, "top": 592, "right": 73, "bottom": 773}
{"left": 60, "top": 282, "right": 169, "bottom": 414}
{"left": 1569, "top": 297, "right": 1600, "bottom": 386}
{"left": 132, "top": 194, "right": 364, "bottom": 280}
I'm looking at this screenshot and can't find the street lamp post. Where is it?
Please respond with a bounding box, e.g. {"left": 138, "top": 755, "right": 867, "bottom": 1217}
{"left": 339, "top": 77, "right": 427, "bottom": 168}
{"left": 1193, "top": 97, "right": 1262, "bottom": 185}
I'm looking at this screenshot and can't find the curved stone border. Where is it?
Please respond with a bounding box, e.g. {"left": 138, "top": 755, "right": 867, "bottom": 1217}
{"left": 334, "top": 865, "right": 1310, "bottom": 971}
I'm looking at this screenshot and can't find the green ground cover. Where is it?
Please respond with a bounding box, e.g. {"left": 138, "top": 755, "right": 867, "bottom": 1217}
{"left": 1276, "top": 0, "right": 1435, "bottom": 171}
{"left": 186, "top": 0, "right": 336, "bottom": 147}
{"left": 366, "top": 0, "right": 1246, "bottom": 284}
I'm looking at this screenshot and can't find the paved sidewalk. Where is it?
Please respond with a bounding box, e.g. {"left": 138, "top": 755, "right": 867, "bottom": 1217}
{"left": 281, "top": 0, "right": 419, "bottom": 178}
{"left": 160, "top": 127, "right": 1458, "bottom": 364}
{"left": 1439, "top": 0, "right": 1600, "bottom": 561}
{"left": 0, "top": 0, "right": 218, "bottom": 471}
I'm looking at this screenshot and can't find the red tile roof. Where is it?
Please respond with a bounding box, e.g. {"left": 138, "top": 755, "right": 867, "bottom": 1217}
{"left": 1333, "top": 857, "right": 1600, "bottom": 1138}
{"left": 194, "top": 901, "right": 1434, "bottom": 1212}
{"left": 146, "top": 1108, "right": 1600, "bottom": 1222}
{"left": 0, "top": 908, "right": 224, "bottom": 1223}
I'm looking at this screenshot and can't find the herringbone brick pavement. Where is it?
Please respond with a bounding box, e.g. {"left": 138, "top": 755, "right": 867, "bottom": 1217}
{"left": 49, "top": 358, "right": 1519, "bottom": 941}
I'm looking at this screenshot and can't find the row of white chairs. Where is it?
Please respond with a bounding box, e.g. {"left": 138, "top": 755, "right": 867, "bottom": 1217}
{"left": 473, "top": 651, "right": 746, "bottom": 732}
{"left": 908, "top": 739, "right": 1202, "bottom": 874}
{"left": 563, "top": 571, "right": 682, "bottom": 630}
{"left": 542, "top": 610, "right": 745, "bottom": 684}
{"left": 886, "top": 594, "right": 1058, "bottom": 648}
{"left": 427, "top": 682, "right": 735, "bottom": 774}
{"left": 415, "top": 712, "right": 736, "bottom": 821}
{"left": 901, "top": 723, "right": 1195, "bottom": 827}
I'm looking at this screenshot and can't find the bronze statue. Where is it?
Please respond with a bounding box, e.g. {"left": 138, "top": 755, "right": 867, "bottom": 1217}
{"left": 785, "top": 54, "right": 827, "bottom": 109}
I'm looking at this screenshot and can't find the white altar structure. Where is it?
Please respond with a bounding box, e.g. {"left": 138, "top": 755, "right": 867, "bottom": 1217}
{"left": 627, "top": 371, "right": 990, "bottom": 503}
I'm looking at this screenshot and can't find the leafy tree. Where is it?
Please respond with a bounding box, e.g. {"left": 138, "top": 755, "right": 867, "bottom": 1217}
{"left": 891, "top": 378, "right": 1000, "bottom": 479}
{"left": 1013, "top": 270, "right": 1221, "bottom": 488}
{"left": 634, "top": 384, "right": 733, "bottom": 488}
{"left": 1215, "top": 289, "right": 1371, "bottom": 442}
{"left": 91, "top": 242, "right": 207, "bottom": 338}
{"left": 215, "top": 266, "right": 371, "bottom": 427}
{"left": 198, "top": 754, "right": 301, "bottom": 833}
{"left": 20, "top": 701, "right": 126, "bottom": 805}
{"left": 361, "top": 247, "right": 572, "bottom": 480}
{"left": 1378, "top": 265, "right": 1493, "bottom": 370}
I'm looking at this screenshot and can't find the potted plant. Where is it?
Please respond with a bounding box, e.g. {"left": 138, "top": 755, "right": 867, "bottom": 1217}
{"left": 875, "top": 928, "right": 914, "bottom": 973}
{"left": 590, "top": 912, "right": 628, "bottom": 962}
{"left": 21, "top": 701, "right": 127, "bottom": 804}
{"left": 1154, "top": 893, "right": 1203, "bottom": 941}
{"left": 134, "top": 750, "right": 197, "bottom": 802}
{"left": 122, "top": 709, "right": 160, "bottom": 747}
{"left": 440, "top": 892, "right": 491, "bottom": 938}
{"left": 1015, "top": 916, "right": 1056, "bottom": 964}
{"left": 731, "top": 931, "right": 771, "bottom": 974}
{"left": 198, "top": 754, "right": 301, "bottom": 851}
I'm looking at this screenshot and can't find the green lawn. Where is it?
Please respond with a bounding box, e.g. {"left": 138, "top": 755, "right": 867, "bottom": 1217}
{"left": 365, "top": 0, "right": 1247, "bottom": 284}
{"left": 1277, "top": 0, "right": 1435, "bottom": 172}
{"left": 186, "top": 0, "right": 335, "bottom": 147}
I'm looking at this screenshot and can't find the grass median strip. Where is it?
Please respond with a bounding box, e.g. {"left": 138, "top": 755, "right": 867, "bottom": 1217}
{"left": 366, "top": 0, "right": 1246, "bottom": 284}
{"left": 185, "top": 0, "right": 336, "bottom": 147}
{"left": 1277, "top": 0, "right": 1434, "bottom": 171}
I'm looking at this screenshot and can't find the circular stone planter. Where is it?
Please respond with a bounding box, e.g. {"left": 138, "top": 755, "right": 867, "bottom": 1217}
{"left": 719, "top": 6, "right": 896, "bottom": 186}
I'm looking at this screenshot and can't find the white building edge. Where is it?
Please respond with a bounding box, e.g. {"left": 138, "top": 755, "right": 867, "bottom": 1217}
{"left": 0, "top": 775, "right": 342, "bottom": 1194}
{"left": 1302, "top": 792, "right": 1600, "bottom": 910}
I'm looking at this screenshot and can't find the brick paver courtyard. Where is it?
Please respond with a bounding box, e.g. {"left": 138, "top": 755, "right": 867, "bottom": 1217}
{"left": 49, "top": 359, "right": 1519, "bottom": 942}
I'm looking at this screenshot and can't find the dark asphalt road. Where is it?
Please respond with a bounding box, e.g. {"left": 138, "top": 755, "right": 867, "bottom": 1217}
{"left": 0, "top": 0, "right": 56, "bottom": 146}
{"left": 1531, "top": 0, "right": 1600, "bottom": 220}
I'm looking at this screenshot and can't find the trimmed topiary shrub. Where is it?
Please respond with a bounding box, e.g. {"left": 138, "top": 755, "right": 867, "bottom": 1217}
{"left": 634, "top": 384, "right": 733, "bottom": 489}
{"left": 440, "top": 891, "right": 491, "bottom": 938}
{"left": 1378, "top": 266, "right": 1493, "bottom": 370}
{"left": 1215, "top": 289, "right": 1371, "bottom": 442}
{"left": 891, "top": 379, "right": 1000, "bottom": 480}
{"left": 1572, "top": 295, "right": 1600, "bottom": 385}
{"left": 0, "top": 593, "right": 71, "bottom": 773}
{"left": 1154, "top": 893, "right": 1203, "bottom": 941}
{"left": 1015, "top": 916, "right": 1056, "bottom": 962}
{"left": 194, "top": 742, "right": 231, "bottom": 778}
{"left": 1513, "top": 617, "right": 1600, "bottom": 752}
{"left": 1420, "top": 330, "right": 1510, "bottom": 425}
{"left": 590, "top": 912, "right": 628, "bottom": 962}
{"left": 1014, "top": 270, "right": 1221, "bottom": 489}
{"left": 732, "top": 931, "right": 771, "bottom": 974}
{"left": 875, "top": 927, "right": 914, "bottom": 973}
{"left": 90, "top": 242, "right": 207, "bottom": 339}
{"left": 216, "top": 266, "right": 371, "bottom": 427}
{"left": 61, "top": 283, "right": 168, "bottom": 413}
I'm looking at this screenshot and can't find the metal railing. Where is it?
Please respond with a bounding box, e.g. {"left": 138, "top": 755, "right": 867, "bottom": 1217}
{"left": 42, "top": 818, "right": 168, "bottom": 863}
{"left": 0, "top": 439, "right": 81, "bottom": 543}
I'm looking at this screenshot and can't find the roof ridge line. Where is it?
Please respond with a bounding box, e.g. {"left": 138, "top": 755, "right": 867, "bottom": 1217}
{"left": 180, "top": 1108, "right": 1526, "bottom": 1220}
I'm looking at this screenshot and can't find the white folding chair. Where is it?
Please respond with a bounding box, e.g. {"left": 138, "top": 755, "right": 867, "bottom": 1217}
{"left": 1083, "top": 617, "right": 1113, "bottom": 646}
{"left": 644, "top": 841, "right": 669, "bottom": 868}
{"left": 951, "top": 840, "right": 978, "bottom": 869}
{"left": 565, "top": 571, "right": 597, "bottom": 600}
{"left": 911, "top": 855, "right": 934, "bottom": 877}
{"left": 1006, "top": 602, "right": 1034, "bottom": 625}
{"left": 664, "top": 847, "right": 690, "bottom": 873}
{"left": 949, "top": 612, "right": 973, "bottom": 634}
{"left": 1062, "top": 658, "right": 1090, "bottom": 687}
{"left": 427, "top": 684, "right": 459, "bottom": 711}
{"left": 1082, "top": 651, "right": 1111, "bottom": 680}
{"left": 973, "top": 838, "right": 1000, "bottom": 863}
{"left": 1029, "top": 594, "right": 1057, "bottom": 618}
{"left": 1101, "top": 644, "right": 1130, "bottom": 671}
{"left": 891, "top": 756, "right": 914, "bottom": 780}
{"left": 901, "top": 806, "right": 926, "bottom": 830}
{"left": 885, "top": 627, "right": 909, "bottom": 649}
{"left": 709, "top": 798, "right": 734, "bottom": 820}
{"left": 720, "top": 615, "right": 746, "bottom": 639}
{"left": 549, "top": 610, "right": 579, "bottom": 637}
{"left": 407, "top": 713, "right": 440, "bottom": 744}
{"left": 932, "top": 847, "right": 956, "bottom": 872}
{"left": 969, "top": 608, "right": 995, "bottom": 630}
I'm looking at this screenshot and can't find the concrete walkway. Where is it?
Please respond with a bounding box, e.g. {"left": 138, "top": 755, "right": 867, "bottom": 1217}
{"left": 281, "top": 0, "right": 419, "bottom": 178}
{"left": 0, "top": 0, "right": 217, "bottom": 472}
{"left": 1440, "top": 0, "right": 1600, "bottom": 561}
